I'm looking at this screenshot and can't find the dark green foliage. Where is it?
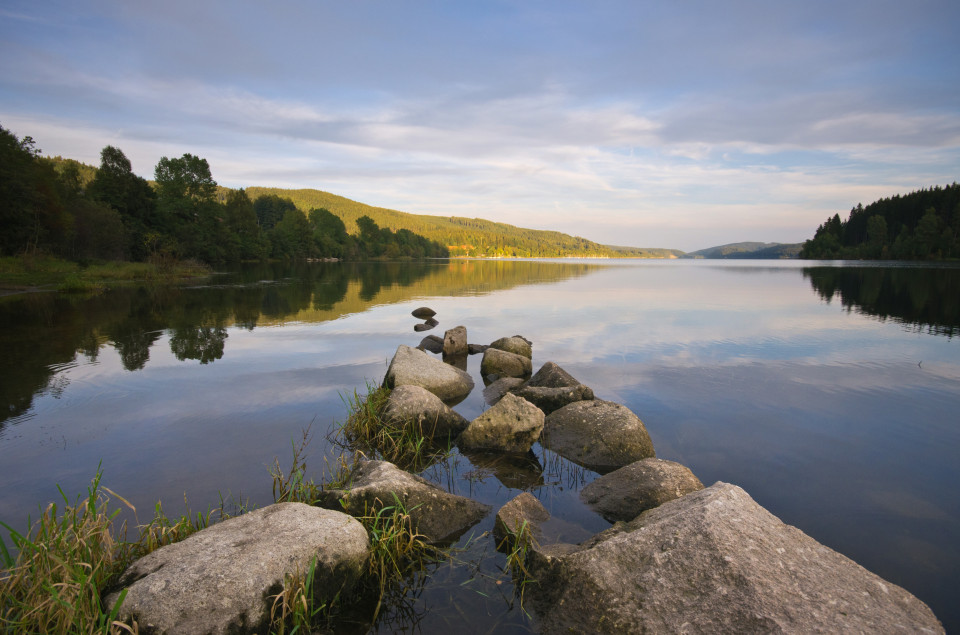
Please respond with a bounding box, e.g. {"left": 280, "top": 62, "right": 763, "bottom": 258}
{"left": 87, "top": 146, "right": 157, "bottom": 260}
{"left": 801, "top": 184, "right": 960, "bottom": 260}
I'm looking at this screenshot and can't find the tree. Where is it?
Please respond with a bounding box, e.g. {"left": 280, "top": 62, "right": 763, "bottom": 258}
{"left": 87, "top": 145, "right": 156, "bottom": 259}
{"left": 154, "top": 153, "right": 226, "bottom": 261}
{"left": 223, "top": 189, "right": 263, "bottom": 260}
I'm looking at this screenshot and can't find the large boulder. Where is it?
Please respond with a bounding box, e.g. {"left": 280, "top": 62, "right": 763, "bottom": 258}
{"left": 384, "top": 345, "right": 474, "bottom": 404}
{"left": 580, "top": 457, "right": 704, "bottom": 522}
{"left": 526, "top": 361, "right": 581, "bottom": 388}
{"left": 529, "top": 482, "right": 944, "bottom": 634}
{"left": 106, "top": 503, "right": 368, "bottom": 635}
{"left": 458, "top": 393, "right": 545, "bottom": 453}
{"left": 512, "top": 384, "right": 594, "bottom": 415}
{"left": 382, "top": 384, "right": 470, "bottom": 440}
{"left": 489, "top": 335, "right": 532, "bottom": 359}
{"left": 443, "top": 325, "right": 468, "bottom": 356}
{"left": 542, "top": 399, "right": 655, "bottom": 473}
{"left": 480, "top": 347, "right": 533, "bottom": 379}
{"left": 317, "top": 460, "right": 490, "bottom": 544}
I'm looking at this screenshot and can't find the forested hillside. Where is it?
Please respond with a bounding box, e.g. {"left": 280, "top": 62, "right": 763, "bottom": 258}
{"left": 684, "top": 242, "right": 800, "bottom": 259}
{"left": 800, "top": 184, "right": 960, "bottom": 260}
{"left": 0, "top": 125, "right": 447, "bottom": 265}
{"left": 245, "top": 187, "right": 680, "bottom": 258}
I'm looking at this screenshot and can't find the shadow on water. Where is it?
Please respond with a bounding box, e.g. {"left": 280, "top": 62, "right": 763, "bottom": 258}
{"left": 803, "top": 265, "right": 960, "bottom": 337}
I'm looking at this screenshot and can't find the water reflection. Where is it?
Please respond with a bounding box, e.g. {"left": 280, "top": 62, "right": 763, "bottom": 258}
{"left": 804, "top": 265, "right": 960, "bottom": 337}
{"left": 0, "top": 260, "right": 599, "bottom": 426}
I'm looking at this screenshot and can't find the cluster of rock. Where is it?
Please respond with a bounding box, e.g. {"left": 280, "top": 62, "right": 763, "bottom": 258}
{"left": 100, "top": 316, "right": 944, "bottom": 634}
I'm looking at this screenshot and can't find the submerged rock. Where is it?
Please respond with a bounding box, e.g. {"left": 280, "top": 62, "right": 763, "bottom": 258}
{"left": 317, "top": 460, "right": 490, "bottom": 544}
{"left": 467, "top": 343, "right": 489, "bottom": 355}
{"left": 529, "top": 482, "right": 944, "bottom": 634}
{"left": 411, "top": 307, "right": 436, "bottom": 319}
{"left": 542, "top": 399, "right": 655, "bottom": 473}
{"left": 493, "top": 492, "right": 550, "bottom": 550}
{"left": 480, "top": 347, "right": 532, "bottom": 379}
{"left": 106, "top": 503, "right": 368, "bottom": 635}
{"left": 580, "top": 457, "right": 703, "bottom": 522}
{"left": 443, "top": 325, "right": 468, "bottom": 356}
{"left": 382, "top": 384, "right": 470, "bottom": 440}
{"left": 384, "top": 345, "right": 474, "bottom": 405}
{"left": 459, "top": 449, "right": 544, "bottom": 490}
{"left": 489, "top": 335, "right": 532, "bottom": 359}
{"left": 458, "top": 393, "right": 544, "bottom": 454}
{"left": 416, "top": 335, "right": 444, "bottom": 354}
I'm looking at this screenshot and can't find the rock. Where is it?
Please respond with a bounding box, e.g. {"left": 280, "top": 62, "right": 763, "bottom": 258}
{"left": 317, "top": 460, "right": 490, "bottom": 544}
{"left": 413, "top": 322, "right": 435, "bottom": 332}
{"left": 489, "top": 335, "right": 532, "bottom": 359}
{"left": 416, "top": 335, "right": 444, "bottom": 354}
{"left": 382, "top": 384, "right": 470, "bottom": 440}
{"left": 106, "top": 503, "right": 368, "bottom": 635}
{"left": 529, "top": 482, "right": 944, "bottom": 634}
{"left": 482, "top": 376, "right": 525, "bottom": 405}
{"left": 467, "top": 343, "right": 489, "bottom": 355}
{"left": 542, "top": 399, "right": 655, "bottom": 473}
{"left": 493, "top": 492, "right": 551, "bottom": 550}
{"left": 580, "top": 458, "right": 704, "bottom": 522}
{"left": 480, "top": 347, "right": 532, "bottom": 379}
{"left": 384, "top": 345, "right": 474, "bottom": 405}
{"left": 411, "top": 307, "right": 436, "bottom": 319}
{"left": 458, "top": 393, "right": 545, "bottom": 453}
{"left": 512, "top": 384, "right": 594, "bottom": 414}
{"left": 443, "top": 325, "right": 468, "bottom": 356}
{"left": 526, "top": 361, "right": 583, "bottom": 388}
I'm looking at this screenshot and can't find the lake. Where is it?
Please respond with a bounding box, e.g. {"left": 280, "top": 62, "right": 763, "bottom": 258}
{"left": 1, "top": 259, "right": 958, "bottom": 632}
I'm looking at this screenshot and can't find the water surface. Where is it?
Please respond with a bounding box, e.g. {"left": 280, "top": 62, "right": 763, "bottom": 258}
{"left": 1, "top": 259, "right": 957, "bottom": 632}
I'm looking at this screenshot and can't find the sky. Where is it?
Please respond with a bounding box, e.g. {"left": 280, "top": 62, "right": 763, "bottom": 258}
{"left": 2, "top": 1, "right": 959, "bottom": 252}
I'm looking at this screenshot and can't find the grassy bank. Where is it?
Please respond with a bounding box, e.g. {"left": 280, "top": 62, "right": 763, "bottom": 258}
{"left": 0, "top": 255, "right": 212, "bottom": 295}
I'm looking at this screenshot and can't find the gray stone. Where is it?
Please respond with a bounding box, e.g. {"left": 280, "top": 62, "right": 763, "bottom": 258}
{"left": 458, "top": 393, "right": 544, "bottom": 453}
{"left": 413, "top": 322, "right": 435, "bottom": 332}
{"left": 443, "top": 325, "right": 468, "bottom": 356}
{"left": 106, "top": 503, "right": 368, "bottom": 635}
{"left": 482, "top": 376, "right": 525, "bottom": 405}
{"left": 480, "top": 347, "right": 532, "bottom": 379}
{"left": 542, "top": 399, "right": 655, "bottom": 473}
{"left": 411, "top": 307, "right": 436, "bottom": 319}
{"left": 526, "top": 361, "right": 582, "bottom": 388}
{"left": 384, "top": 345, "right": 474, "bottom": 405}
{"left": 416, "top": 335, "right": 443, "bottom": 354}
{"left": 467, "top": 343, "right": 489, "bottom": 355}
{"left": 489, "top": 335, "right": 532, "bottom": 359}
{"left": 493, "top": 492, "right": 551, "bottom": 550}
{"left": 529, "top": 482, "right": 944, "bottom": 634}
{"left": 317, "top": 460, "right": 490, "bottom": 544}
{"left": 580, "top": 457, "right": 704, "bottom": 522}
{"left": 382, "top": 384, "right": 470, "bottom": 440}
{"left": 512, "top": 384, "right": 594, "bottom": 414}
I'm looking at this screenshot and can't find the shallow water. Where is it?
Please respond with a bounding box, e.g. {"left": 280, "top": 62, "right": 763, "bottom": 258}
{"left": 1, "top": 259, "right": 958, "bottom": 632}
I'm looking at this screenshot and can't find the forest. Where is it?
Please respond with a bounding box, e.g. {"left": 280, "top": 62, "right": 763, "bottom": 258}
{"left": 0, "top": 125, "right": 448, "bottom": 266}
{"left": 1, "top": 124, "right": 676, "bottom": 270}
{"left": 800, "top": 184, "right": 960, "bottom": 260}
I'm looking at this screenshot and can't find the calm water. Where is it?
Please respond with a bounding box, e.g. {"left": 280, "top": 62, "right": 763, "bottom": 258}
{"left": 1, "top": 259, "right": 958, "bottom": 632}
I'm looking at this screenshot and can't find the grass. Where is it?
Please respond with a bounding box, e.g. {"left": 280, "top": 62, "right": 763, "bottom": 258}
{"left": 497, "top": 520, "right": 538, "bottom": 612}
{"left": 0, "top": 254, "right": 211, "bottom": 293}
{"left": 0, "top": 468, "right": 229, "bottom": 634}
{"left": 335, "top": 381, "right": 454, "bottom": 471}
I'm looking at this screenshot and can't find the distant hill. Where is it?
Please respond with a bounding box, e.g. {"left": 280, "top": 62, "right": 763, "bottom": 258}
{"left": 244, "top": 186, "right": 681, "bottom": 259}
{"left": 684, "top": 242, "right": 801, "bottom": 259}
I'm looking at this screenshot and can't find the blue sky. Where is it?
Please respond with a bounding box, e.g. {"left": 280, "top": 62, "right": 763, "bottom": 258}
{"left": 2, "top": 1, "right": 958, "bottom": 252}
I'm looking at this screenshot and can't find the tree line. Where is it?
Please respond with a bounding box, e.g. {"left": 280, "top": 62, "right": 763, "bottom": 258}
{"left": 0, "top": 124, "right": 448, "bottom": 265}
{"left": 800, "top": 184, "right": 960, "bottom": 260}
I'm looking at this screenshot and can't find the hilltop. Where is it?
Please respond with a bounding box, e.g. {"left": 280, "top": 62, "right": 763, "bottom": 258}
{"left": 684, "top": 242, "right": 801, "bottom": 259}
{"left": 243, "top": 186, "right": 682, "bottom": 259}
